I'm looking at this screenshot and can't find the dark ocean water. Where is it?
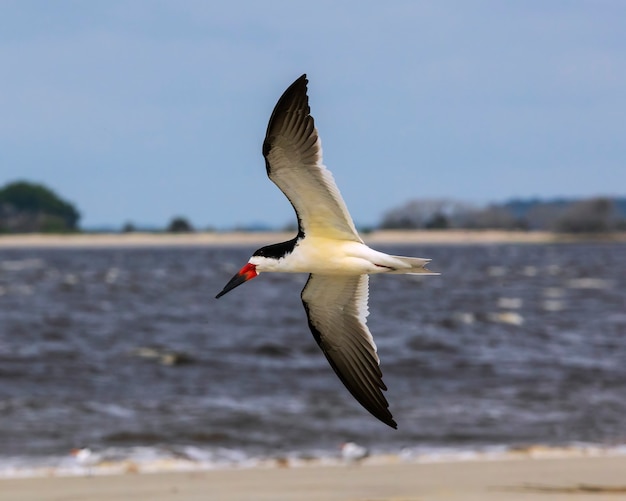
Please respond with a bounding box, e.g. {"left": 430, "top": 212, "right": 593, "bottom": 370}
{"left": 0, "top": 242, "right": 625, "bottom": 474}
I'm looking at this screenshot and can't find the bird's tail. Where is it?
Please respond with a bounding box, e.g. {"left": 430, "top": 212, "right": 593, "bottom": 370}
{"left": 389, "top": 255, "right": 439, "bottom": 275}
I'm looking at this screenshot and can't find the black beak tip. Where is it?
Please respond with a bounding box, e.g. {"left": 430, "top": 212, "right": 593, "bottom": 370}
{"left": 215, "top": 269, "right": 253, "bottom": 299}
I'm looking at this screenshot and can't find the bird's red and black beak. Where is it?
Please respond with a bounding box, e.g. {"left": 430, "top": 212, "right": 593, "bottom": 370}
{"left": 215, "top": 263, "right": 258, "bottom": 298}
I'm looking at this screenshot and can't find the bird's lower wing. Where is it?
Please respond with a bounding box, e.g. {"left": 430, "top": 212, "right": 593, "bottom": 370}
{"left": 301, "top": 273, "right": 396, "bottom": 428}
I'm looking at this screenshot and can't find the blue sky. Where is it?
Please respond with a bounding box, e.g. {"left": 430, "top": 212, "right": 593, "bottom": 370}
{"left": 1, "top": 1, "right": 625, "bottom": 229}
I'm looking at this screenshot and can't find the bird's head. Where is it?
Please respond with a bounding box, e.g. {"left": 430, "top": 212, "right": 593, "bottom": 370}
{"left": 216, "top": 239, "right": 296, "bottom": 298}
{"left": 215, "top": 262, "right": 258, "bottom": 298}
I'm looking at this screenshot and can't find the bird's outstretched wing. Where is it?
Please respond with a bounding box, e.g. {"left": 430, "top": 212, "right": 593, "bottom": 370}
{"left": 263, "top": 74, "right": 362, "bottom": 242}
{"left": 301, "top": 273, "right": 396, "bottom": 428}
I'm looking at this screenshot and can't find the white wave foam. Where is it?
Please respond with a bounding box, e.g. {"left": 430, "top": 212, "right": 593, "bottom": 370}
{"left": 1, "top": 442, "right": 625, "bottom": 479}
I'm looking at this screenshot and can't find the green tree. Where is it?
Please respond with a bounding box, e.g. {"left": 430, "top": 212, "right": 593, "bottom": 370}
{"left": 0, "top": 181, "right": 80, "bottom": 233}
{"left": 121, "top": 221, "right": 137, "bottom": 233}
{"left": 166, "top": 216, "right": 194, "bottom": 233}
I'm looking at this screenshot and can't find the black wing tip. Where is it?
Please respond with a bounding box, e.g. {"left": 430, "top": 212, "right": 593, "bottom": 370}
{"left": 272, "top": 73, "right": 310, "bottom": 115}
{"left": 383, "top": 414, "right": 398, "bottom": 429}
{"left": 358, "top": 394, "right": 397, "bottom": 429}
{"left": 263, "top": 73, "right": 311, "bottom": 158}
{"left": 371, "top": 398, "right": 397, "bottom": 429}
{"left": 289, "top": 73, "right": 308, "bottom": 91}
{"left": 275, "top": 73, "right": 309, "bottom": 107}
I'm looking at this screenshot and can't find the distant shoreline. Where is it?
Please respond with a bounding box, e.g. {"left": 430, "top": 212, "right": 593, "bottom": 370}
{"left": 0, "top": 230, "right": 625, "bottom": 248}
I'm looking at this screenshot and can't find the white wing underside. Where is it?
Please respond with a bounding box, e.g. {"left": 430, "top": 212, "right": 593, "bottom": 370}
{"left": 263, "top": 76, "right": 362, "bottom": 242}
{"left": 301, "top": 273, "right": 396, "bottom": 428}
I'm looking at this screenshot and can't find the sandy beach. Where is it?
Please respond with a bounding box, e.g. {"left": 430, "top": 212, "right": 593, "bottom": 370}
{"left": 3, "top": 454, "right": 626, "bottom": 501}
{"left": 1, "top": 230, "right": 625, "bottom": 248}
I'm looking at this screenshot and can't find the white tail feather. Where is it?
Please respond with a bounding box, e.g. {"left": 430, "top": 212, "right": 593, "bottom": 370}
{"left": 389, "top": 255, "right": 439, "bottom": 275}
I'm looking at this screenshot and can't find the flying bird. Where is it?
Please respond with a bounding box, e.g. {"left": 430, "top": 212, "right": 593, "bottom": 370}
{"left": 216, "top": 74, "right": 436, "bottom": 428}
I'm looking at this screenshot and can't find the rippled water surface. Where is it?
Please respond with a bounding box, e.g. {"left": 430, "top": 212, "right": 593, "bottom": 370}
{"left": 1, "top": 242, "right": 625, "bottom": 471}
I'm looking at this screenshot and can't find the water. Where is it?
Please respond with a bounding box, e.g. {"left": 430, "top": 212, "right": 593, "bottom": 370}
{"left": 0, "top": 242, "right": 625, "bottom": 475}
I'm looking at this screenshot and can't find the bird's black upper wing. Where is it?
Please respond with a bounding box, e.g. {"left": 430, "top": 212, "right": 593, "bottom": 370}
{"left": 262, "top": 74, "right": 362, "bottom": 242}
{"left": 301, "top": 273, "right": 396, "bottom": 428}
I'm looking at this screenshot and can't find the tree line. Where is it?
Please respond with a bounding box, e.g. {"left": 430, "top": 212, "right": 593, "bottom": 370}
{"left": 379, "top": 197, "right": 626, "bottom": 233}
{"left": 0, "top": 181, "right": 199, "bottom": 234}
{"left": 1, "top": 180, "right": 624, "bottom": 234}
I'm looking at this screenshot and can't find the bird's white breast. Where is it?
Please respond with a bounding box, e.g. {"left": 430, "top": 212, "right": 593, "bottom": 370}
{"left": 251, "top": 239, "right": 396, "bottom": 275}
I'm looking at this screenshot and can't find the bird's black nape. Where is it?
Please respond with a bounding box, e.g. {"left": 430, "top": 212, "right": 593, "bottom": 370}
{"left": 252, "top": 234, "right": 302, "bottom": 260}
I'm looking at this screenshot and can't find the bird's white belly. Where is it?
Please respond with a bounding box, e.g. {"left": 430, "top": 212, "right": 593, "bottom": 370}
{"left": 273, "top": 239, "right": 390, "bottom": 275}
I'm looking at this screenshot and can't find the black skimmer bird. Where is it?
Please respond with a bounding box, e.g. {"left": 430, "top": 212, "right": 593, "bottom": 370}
{"left": 216, "top": 75, "right": 436, "bottom": 428}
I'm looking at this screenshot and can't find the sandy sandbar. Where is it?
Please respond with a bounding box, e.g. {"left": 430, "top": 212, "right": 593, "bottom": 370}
{"left": 1, "top": 230, "right": 624, "bottom": 248}
{"left": 2, "top": 454, "right": 626, "bottom": 501}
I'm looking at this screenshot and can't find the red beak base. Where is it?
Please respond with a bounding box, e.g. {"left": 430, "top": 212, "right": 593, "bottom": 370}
{"left": 215, "top": 263, "right": 258, "bottom": 298}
